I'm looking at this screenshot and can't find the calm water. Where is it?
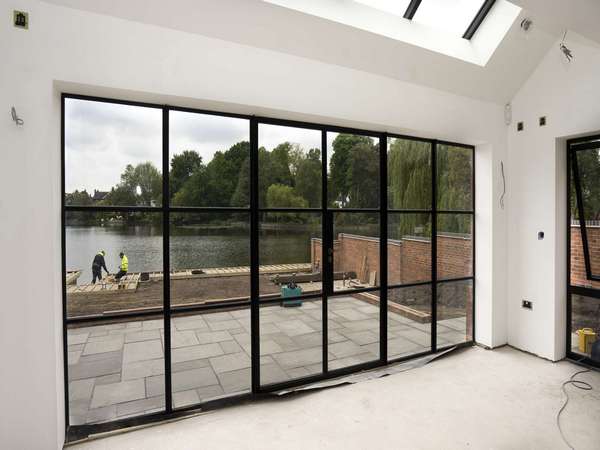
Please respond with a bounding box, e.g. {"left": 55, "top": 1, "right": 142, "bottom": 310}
{"left": 66, "top": 224, "right": 320, "bottom": 282}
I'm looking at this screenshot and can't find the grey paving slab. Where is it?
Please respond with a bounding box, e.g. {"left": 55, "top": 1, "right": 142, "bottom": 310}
{"left": 290, "top": 331, "right": 322, "bottom": 348}
{"left": 260, "top": 363, "right": 290, "bottom": 385}
{"left": 169, "top": 330, "right": 200, "bottom": 348}
{"left": 341, "top": 318, "right": 380, "bottom": 332}
{"left": 69, "top": 352, "right": 122, "bottom": 380}
{"left": 69, "top": 379, "right": 94, "bottom": 401}
{"left": 94, "top": 373, "right": 121, "bottom": 386}
{"left": 145, "top": 375, "right": 165, "bottom": 398}
{"left": 388, "top": 337, "right": 427, "bottom": 358}
{"left": 173, "top": 367, "right": 219, "bottom": 392}
{"left": 334, "top": 308, "right": 371, "bottom": 321}
{"left": 398, "top": 327, "right": 432, "bottom": 347}
{"left": 328, "top": 340, "right": 368, "bottom": 359}
{"left": 209, "top": 352, "right": 251, "bottom": 374}
{"left": 141, "top": 320, "right": 163, "bottom": 331}
{"left": 174, "top": 317, "right": 209, "bottom": 332}
{"left": 90, "top": 379, "right": 146, "bottom": 409}
{"left": 68, "top": 332, "right": 89, "bottom": 345}
{"left": 125, "top": 329, "right": 161, "bottom": 344}
{"left": 220, "top": 340, "right": 243, "bottom": 354}
{"left": 272, "top": 347, "right": 322, "bottom": 369}
{"left": 83, "top": 337, "right": 124, "bottom": 356}
{"left": 68, "top": 350, "right": 83, "bottom": 366}
{"left": 258, "top": 322, "right": 280, "bottom": 334}
{"left": 173, "top": 389, "right": 200, "bottom": 409}
{"left": 208, "top": 319, "right": 245, "bottom": 331}
{"left": 216, "top": 368, "right": 251, "bottom": 393}
{"left": 195, "top": 330, "right": 234, "bottom": 344}
{"left": 172, "top": 343, "right": 223, "bottom": 364}
{"left": 340, "top": 330, "right": 379, "bottom": 345}
{"left": 116, "top": 396, "right": 165, "bottom": 417}
{"left": 122, "top": 358, "right": 165, "bottom": 381}
{"left": 203, "top": 311, "right": 235, "bottom": 322}
{"left": 275, "top": 319, "right": 315, "bottom": 337}
{"left": 85, "top": 405, "right": 117, "bottom": 424}
{"left": 172, "top": 358, "right": 211, "bottom": 373}
{"left": 259, "top": 340, "right": 284, "bottom": 355}
{"left": 196, "top": 384, "right": 226, "bottom": 401}
{"left": 123, "top": 340, "right": 163, "bottom": 364}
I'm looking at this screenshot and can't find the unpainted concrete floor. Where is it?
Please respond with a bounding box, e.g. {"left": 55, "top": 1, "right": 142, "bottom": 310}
{"left": 68, "top": 346, "right": 600, "bottom": 450}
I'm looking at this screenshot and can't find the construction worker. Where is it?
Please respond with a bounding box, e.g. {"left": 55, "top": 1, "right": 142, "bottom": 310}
{"left": 115, "top": 252, "right": 129, "bottom": 281}
{"left": 91, "top": 250, "right": 109, "bottom": 284}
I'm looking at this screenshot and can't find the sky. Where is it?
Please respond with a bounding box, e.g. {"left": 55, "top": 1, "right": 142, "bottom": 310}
{"left": 65, "top": 98, "right": 328, "bottom": 193}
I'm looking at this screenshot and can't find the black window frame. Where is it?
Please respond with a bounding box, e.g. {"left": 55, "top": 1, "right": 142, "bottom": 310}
{"left": 566, "top": 135, "right": 600, "bottom": 369}
{"left": 61, "top": 93, "right": 475, "bottom": 441}
{"left": 403, "top": 0, "right": 496, "bottom": 40}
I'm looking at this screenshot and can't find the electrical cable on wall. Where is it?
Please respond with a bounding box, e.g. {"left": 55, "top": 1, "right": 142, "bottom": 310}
{"left": 500, "top": 161, "right": 506, "bottom": 209}
{"left": 11, "top": 106, "right": 24, "bottom": 126}
{"left": 559, "top": 29, "right": 574, "bottom": 62}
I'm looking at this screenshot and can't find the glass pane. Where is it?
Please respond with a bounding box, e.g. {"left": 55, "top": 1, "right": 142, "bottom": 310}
{"left": 327, "top": 132, "right": 380, "bottom": 208}
{"left": 388, "top": 213, "right": 432, "bottom": 285}
{"left": 259, "top": 212, "right": 322, "bottom": 301}
{"left": 573, "top": 148, "right": 600, "bottom": 277}
{"left": 437, "top": 144, "right": 473, "bottom": 211}
{"left": 67, "top": 317, "right": 165, "bottom": 425}
{"left": 328, "top": 294, "right": 379, "bottom": 370}
{"left": 258, "top": 124, "right": 322, "bottom": 208}
{"left": 437, "top": 214, "right": 473, "bottom": 280}
{"left": 170, "top": 212, "right": 250, "bottom": 306}
{"left": 437, "top": 280, "right": 473, "bottom": 346}
{"left": 260, "top": 299, "right": 323, "bottom": 385}
{"left": 170, "top": 308, "right": 250, "bottom": 409}
{"left": 65, "top": 98, "right": 162, "bottom": 207}
{"left": 353, "top": 0, "right": 411, "bottom": 17}
{"left": 413, "top": 0, "right": 485, "bottom": 36}
{"left": 65, "top": 211, "right": 163, "bottom": 319}
{"left": 388, "top": 285, "right": 432, "bottom": 360}
{"left": 570, "top": 294, "right": 600, "bottom": 358}
{"left": 387, "top": 137, "right": 431, "bottom": 209}
{"left": 169, "top": 111, "right": 249, "bottom": 207}
{"left": 333, "top": 212, "right": 380, "bottom": 292}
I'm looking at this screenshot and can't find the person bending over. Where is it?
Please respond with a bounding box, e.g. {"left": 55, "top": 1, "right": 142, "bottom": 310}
{"left": 92, "top": 250, "right": 109, "bottom": 284}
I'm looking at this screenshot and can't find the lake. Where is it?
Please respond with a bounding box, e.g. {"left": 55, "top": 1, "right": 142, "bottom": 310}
{"left": 66, "top": 224, "right": 321, "bottom": 283}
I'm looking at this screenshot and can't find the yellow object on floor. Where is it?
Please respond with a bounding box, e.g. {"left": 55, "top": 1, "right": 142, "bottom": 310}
{"left": 576, "top": 328, "right": 597, "bottom": 353}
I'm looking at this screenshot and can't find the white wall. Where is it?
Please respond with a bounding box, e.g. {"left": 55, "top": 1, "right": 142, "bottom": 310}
{"left": 0, "top": 1, "right": 508, "bottom": 448}
{"left": 507, "top": 33, "right": 600, "bottom": 360}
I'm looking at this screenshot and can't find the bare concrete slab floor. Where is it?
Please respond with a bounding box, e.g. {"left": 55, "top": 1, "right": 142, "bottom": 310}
{"left": 69, "top": 346, "right": 600, "bottom": 450}
{"left": 67, "top": 296, "right": 466, "bottom": 424}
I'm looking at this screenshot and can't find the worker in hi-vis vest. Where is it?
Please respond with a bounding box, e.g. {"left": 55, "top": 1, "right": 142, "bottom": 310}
{"left": 91, "top": 250, "right": 109, "bottom": 284}
{"left": 115, "top": 252, "right": 129, "bottom": 281}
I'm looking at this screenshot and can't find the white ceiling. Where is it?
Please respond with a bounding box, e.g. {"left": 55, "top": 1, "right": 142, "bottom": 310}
{"left": 41, "top": 0, "right": 599, "bottom": 104}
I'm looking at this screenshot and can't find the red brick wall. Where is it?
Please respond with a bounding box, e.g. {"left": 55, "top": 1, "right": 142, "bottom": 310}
{"left": 311, "top": 233, "right": 472, "bottom": 284}
{"left": 570, "top": 225, "right": 600, "bottom": 289}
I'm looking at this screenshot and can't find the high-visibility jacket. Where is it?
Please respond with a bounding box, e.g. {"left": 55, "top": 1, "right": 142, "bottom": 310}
{"left": 120, "top": 255, "right": 129, "bottom": 272}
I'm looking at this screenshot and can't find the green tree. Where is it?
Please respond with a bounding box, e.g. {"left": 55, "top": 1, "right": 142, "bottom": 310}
{"left": 170, "top": 150, "right": 203, "bottom": 199}
{"left": 65, "top": 189, "right": 93, "bottom": 206}
{"left": 388, "top": 139, "right": 431, "bottom": 209}
{"left": 266, "top": 184, "right": 308, "bottom": 222}
{"left": 119, "top": 162, "right": 163, "bottom": 206}
{"left": 329, "top": 134, "right": 378, "bottom": 207}
{"left": 204, "top": 141, "right": 250, "bottom": 206}
{"left": 294, "top": 148, "right": 322, "bottom": 207}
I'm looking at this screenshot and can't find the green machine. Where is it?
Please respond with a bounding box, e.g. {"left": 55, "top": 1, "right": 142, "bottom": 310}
{"left": 281, "top": 282, "right": 302, "bottom": 307}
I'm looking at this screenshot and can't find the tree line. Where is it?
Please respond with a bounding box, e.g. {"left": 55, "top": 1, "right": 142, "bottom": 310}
{"left": 66, "top": 134, "right": 472, "bottom": 235}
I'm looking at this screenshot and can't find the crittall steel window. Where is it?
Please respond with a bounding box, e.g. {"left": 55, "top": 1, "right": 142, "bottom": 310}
{"left": 62, "top": 94, "right": 475, "bottom": 440}
{"left": 567, "top": 135, "right": 600, "bottom": 367}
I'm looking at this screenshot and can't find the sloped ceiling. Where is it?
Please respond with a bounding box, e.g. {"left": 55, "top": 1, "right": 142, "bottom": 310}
{"left": 41, "top": 0, "right": 595, "bottom": 104}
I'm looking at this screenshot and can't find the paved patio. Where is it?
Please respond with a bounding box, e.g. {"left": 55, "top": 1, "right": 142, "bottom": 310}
{"left": 67, "top": 296, "right": 467, "bottom": 425}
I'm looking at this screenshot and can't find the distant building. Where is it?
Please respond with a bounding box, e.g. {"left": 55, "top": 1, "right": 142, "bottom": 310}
{"left": 92, "top": 190, "right": 109, "bottom": 203}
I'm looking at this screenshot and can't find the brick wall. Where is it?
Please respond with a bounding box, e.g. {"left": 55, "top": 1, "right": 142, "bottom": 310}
{"left": 311, "top": 233, "right": 472, "bottom": 284}
{"left": 571, "top": 225, "right": 600, "bottom": 289}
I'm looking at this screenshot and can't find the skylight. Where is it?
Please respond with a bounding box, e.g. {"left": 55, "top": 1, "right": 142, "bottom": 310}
{"left": 262, "top": 0, "right": 521, "bottom": 66}
{"left": 413, "top": 0, "right": 486, "bottom": 37}
{"left": 354, "top": 0, "right": 494, "bottom": 39}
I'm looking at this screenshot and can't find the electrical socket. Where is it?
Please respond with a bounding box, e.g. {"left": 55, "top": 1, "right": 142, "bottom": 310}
{"left": 522, "top": 300, "right": 533, "bottom": 310}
